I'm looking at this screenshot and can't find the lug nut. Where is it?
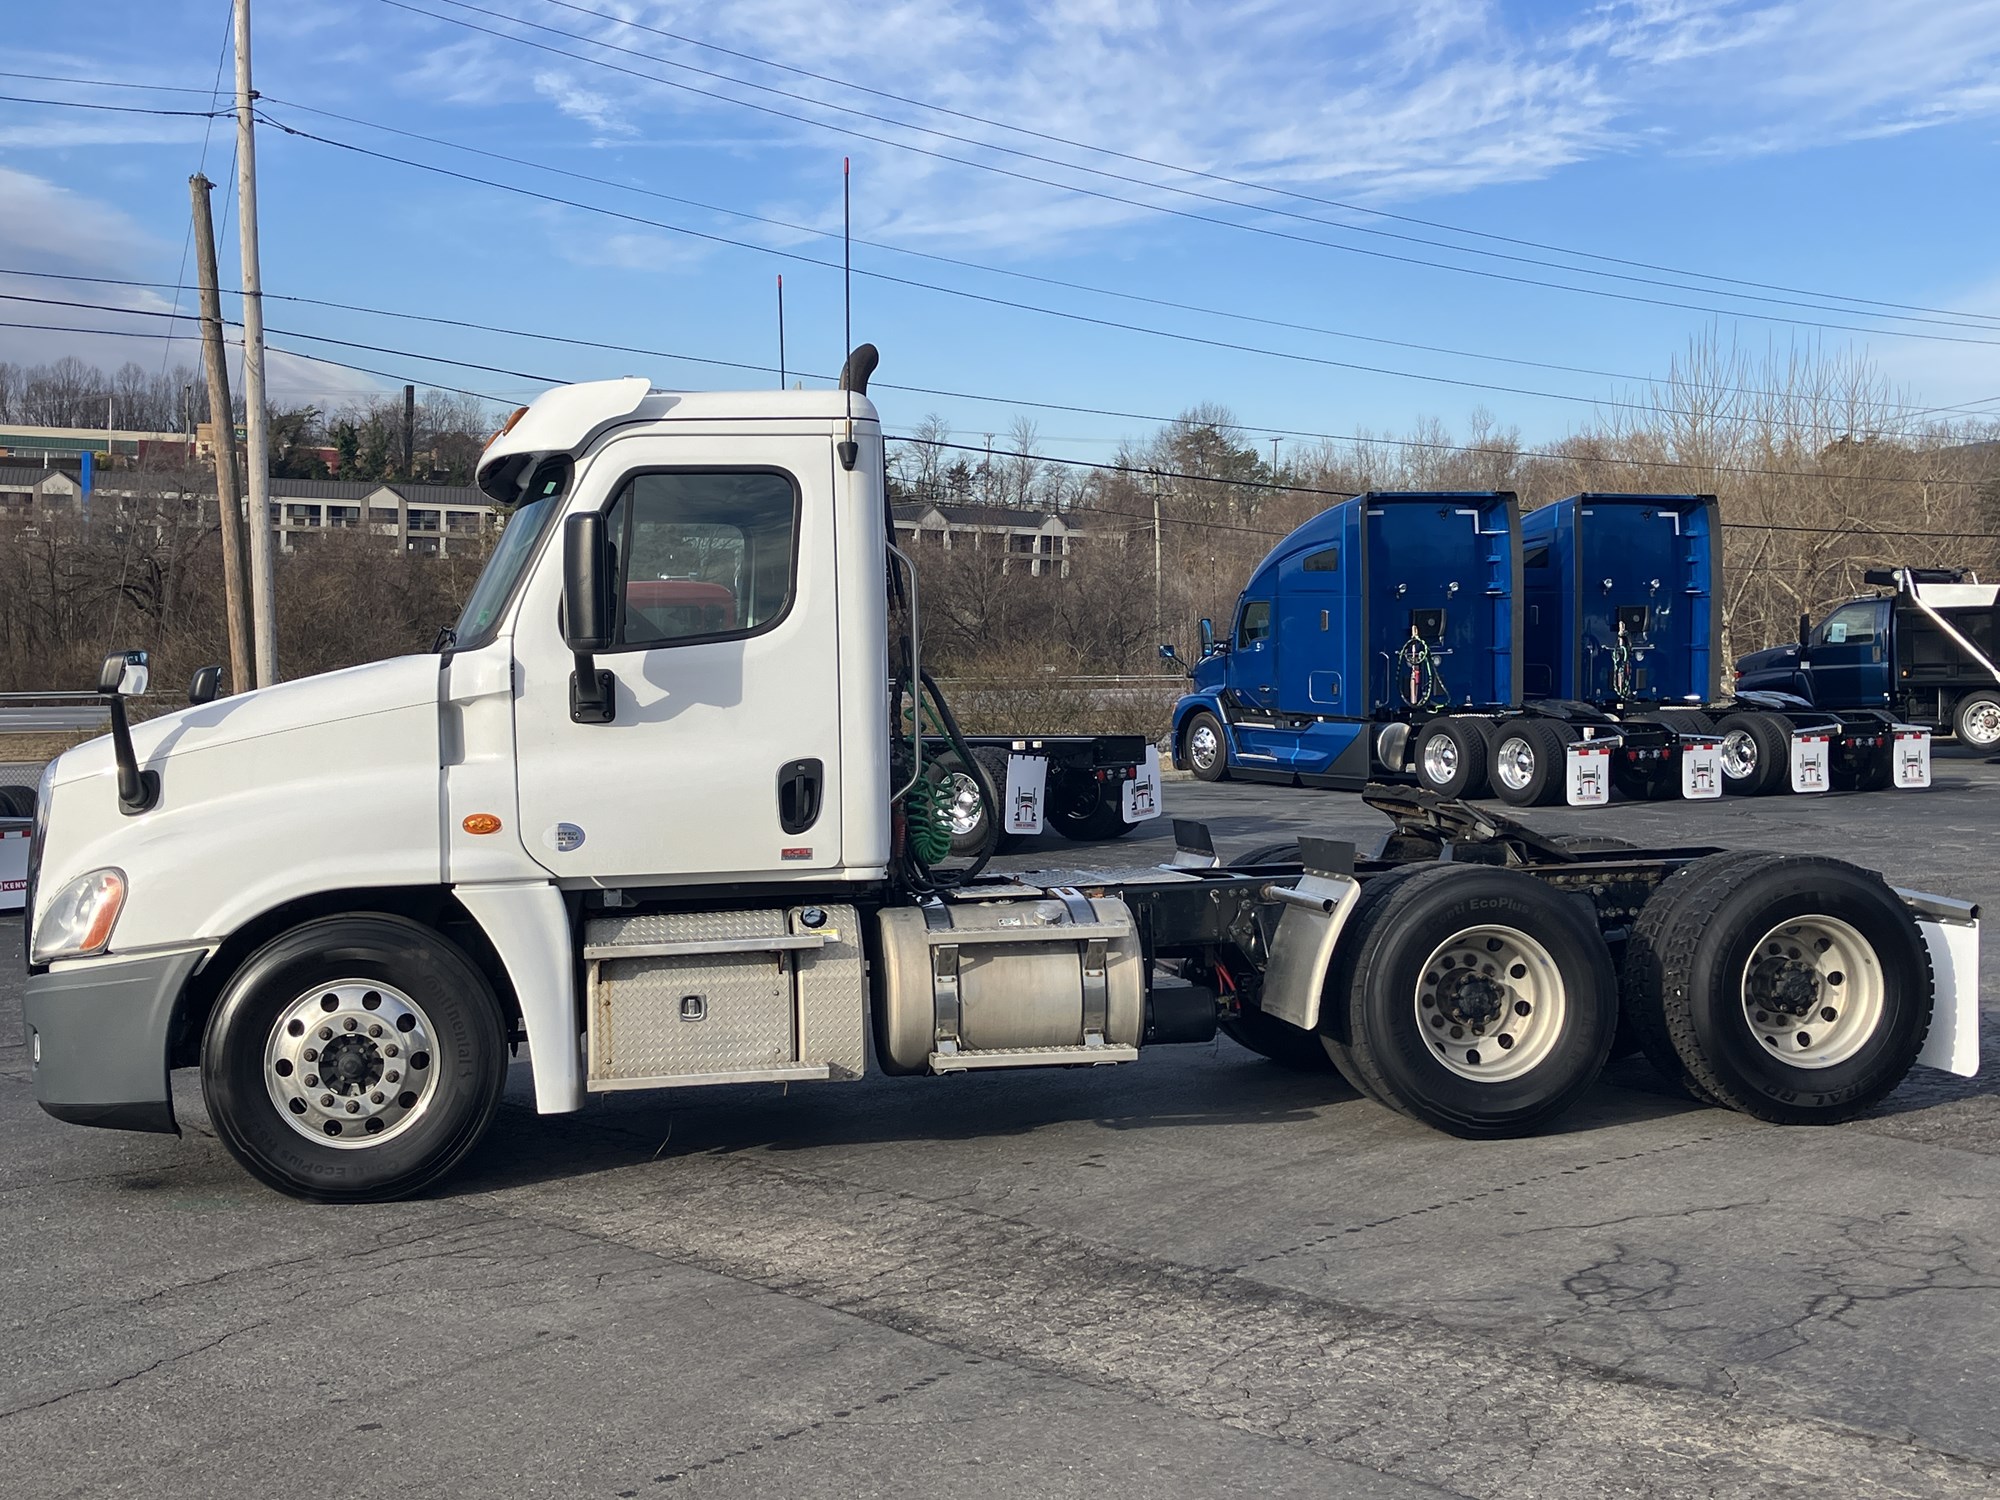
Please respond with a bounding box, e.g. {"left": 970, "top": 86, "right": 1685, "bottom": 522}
{"left": 370, "top": 1092, "right": 385, "bottom": 1105}
{"left": 319, "top": 1026, "right": 333, "bottom": 1040}
{"left": 343, "top": 1017, "right": 359, "bottom": 1032}
{"left": 304, "top": 1074, "right": 319, "bottom": 1087}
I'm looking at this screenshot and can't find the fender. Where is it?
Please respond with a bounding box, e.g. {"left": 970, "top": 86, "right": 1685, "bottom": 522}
{"left": 1169, "top": 689, "right": 1235, "bottom": 769}
{"left": 454, "top": 880, "right": 583, "bottom": 1112}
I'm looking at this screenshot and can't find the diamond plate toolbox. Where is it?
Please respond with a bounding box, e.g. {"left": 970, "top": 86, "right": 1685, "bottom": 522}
{"left": 585, "top": 904, "right": 865, "bottom": 1086}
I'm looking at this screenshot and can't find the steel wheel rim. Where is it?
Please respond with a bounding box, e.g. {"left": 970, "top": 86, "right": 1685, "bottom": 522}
{"left": 1495, "top": 737, "right": 1535, "bottom": 792}
{"left": 1739, "top": 914, "right": 1885, "bottom": 1069}
{"left": 945, "top": 770, "right": 986, "bottom": 836}
{"left": 1721, "top": 728, "right": 1759, "bottom": 778}
{"left": 264, "top": 980, "right": 441, "bottom": 1148}
{"left": 1962, "top": 700, "right": 2000, "bottom": 747}
{"left": 1421, "top": 734, "right": 1459, "bottom": 786}
{"left": 1417, "top": 924, "right": 1567, "bottom": 1082}
{"left": 1190, "top": 723, "right": 1219, "bottom": 770}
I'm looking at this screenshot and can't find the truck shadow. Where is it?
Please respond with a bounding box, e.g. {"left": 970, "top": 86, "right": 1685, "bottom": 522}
{"left": 440, "top": 1047, "right": 1717, "bottom": 1199}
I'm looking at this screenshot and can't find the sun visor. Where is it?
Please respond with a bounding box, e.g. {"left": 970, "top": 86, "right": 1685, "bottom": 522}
{"left": 476, "top": 376, "right": 656, "bottom": 503}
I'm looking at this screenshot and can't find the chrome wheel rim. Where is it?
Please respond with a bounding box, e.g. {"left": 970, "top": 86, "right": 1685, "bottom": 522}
{"left": 1721, "top": 728, "right": 1759, "bottom": 779}
{"left": 1740, "top": 914, "right": 1884, "bottom": 1069}
{"left": 1190, "top": 723, "right": 1219, "bottom": 770}
{"left": 945, "top": 770, "right": 986, "bottom": 836}
{"left": 1417, "top": 924, "right": 1567, "bottom": 1082}
{"left": 1421, "top": 734, "right": 1459, "bottom": 786}
{"left": 264, "top": 981, "right": 440, "bottom": 1148}
{"left": 1495, "top": 737, "right": 1536, "bottom": 792}
{"left": 1961, "top": 700, "right": 2000, "bottom": 748}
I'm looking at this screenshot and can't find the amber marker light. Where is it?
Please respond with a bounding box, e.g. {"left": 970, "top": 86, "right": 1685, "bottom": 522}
{"left": 482, "top": 406, "right": 530, "bottom": 452}
{"left": 462, "top": 814, "right": 503, "bottom": 836}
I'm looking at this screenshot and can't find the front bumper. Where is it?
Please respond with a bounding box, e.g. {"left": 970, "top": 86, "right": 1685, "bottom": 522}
{"left": 23, "top": 949, "right": 204, "bottom": 1134}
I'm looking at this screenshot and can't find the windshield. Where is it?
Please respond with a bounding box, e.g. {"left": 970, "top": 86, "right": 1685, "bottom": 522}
{"left": 452, "top": 457, "right": 572, "bottom": 650}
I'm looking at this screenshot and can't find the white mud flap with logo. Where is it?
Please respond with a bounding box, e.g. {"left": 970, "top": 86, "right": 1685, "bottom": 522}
{"left": 1566, "top": 738, "right": 1614, "bottom": 806}
{"left": 1893, "top": 726, "right": 1932, "bottom": 790}
{"left": 1681, "top": 734, "right": 1723, "bottom": 799}
{"left": 1002, "top": 754, "right": 1048, "bottom": 836}
{"left": 1124, "top": 746, "right": 1163, "bottom": 824}
{"left": 1789, "top": 729, "right": 1831, "bottom": 793}
{"left": 0, "top": 821, "right": 26, "bottom": 913}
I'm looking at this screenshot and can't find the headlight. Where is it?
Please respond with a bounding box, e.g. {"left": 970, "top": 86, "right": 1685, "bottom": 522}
{"left": 31, "top": 867, "right": 127, "bottom": 964}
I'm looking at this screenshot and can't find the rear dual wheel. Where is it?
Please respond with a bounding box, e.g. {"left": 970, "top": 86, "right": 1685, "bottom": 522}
{"left": 1621, "top": 853, "right": 1930, "bottom": 1122}
{"left": 1489, "top": 719, "right": 1575, "bottom": 807}
{"left": 1320, "top": 866, "right": 1618, "bottom": 1135}
{"left": 1715, "top": 711, "right": 1790, "bottom": 796}
{"left": 1412, "top": 718, "right": 1491, "bottom": 800}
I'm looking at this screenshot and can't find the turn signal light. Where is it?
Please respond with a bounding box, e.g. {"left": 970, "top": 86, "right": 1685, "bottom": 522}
{"left": 482, "top": 406, "right": 530, "bottom": 451}
{"left": 462, "top": 813, "right": 503, "bottom": 836}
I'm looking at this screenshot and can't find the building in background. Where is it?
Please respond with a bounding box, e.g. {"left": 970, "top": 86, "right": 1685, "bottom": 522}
{"left": 891, "top": 501, "right": 1093, "bottom": 578}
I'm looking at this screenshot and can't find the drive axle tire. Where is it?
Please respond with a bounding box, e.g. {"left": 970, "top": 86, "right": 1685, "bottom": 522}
{"left": 1953, "top": 692, "right": 2000, "bottom": 750}
{"left": 1489, "top": 719, "right": 1573, "bottom": 807}
{"left": 1621, "top": 853, "right": 1930, "bottom": 1124}
{"left": 932, "top": 747, "right": 1020, "bottom": 857}
{"left": 1611, "top": 757, "right": 1678, "bottom": 802}
{"left": 1715, "top": 711, "right": 1790, "bottom": 796}
{"left": 1413, "top": 717, "right": 1491, "bottom": 800}
{"left": 1222, "top": 1007, "right": 1338, "bottom": 1072}
{"left": 1321, "top": 866, "right": 1618, "bottom": 1137}
{"left": 1047, "top": 773, "right": 1135, "bottom": 843}
{"left": 1183, "top": 710, "right": 1230, "bottom": 783}
{"left": 202, "top": 915, "right": 510, "bottom": 1203}
{"left": 0, "top": 784, "right": 33, "bottom": 817}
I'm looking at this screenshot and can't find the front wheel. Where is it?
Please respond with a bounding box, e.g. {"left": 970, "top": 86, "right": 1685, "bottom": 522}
{"left": 1954, "top": 692, "right": 2000, "bottom": 749}
{"left": 1183, "top": 710, "right": 1230, "bottom": 783}
{"left": 1322, "top": 866, "right": 1618, "bottom": 1136}
{"left": 202, "top": 914, "right": 510, "bottom": 1202}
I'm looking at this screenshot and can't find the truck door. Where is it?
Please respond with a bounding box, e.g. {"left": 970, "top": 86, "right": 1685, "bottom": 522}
{"left": 1808, "top": 599, "right": 1891, "bottom": 707}
{"left": 511, "top": 434, "right": 845, "bottom": 882}
{"left": 1229, "top": 597, "right": 1277, "bottom": 711}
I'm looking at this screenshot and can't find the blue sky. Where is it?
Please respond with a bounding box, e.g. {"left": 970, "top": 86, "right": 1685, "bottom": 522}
{"left": 3, "top": 0, "right": 1998, "bottom": 463}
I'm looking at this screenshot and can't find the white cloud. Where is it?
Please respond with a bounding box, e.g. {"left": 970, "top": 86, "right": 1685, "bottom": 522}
{"left": 0, "top": 166, "right": 167, "bottom": 273}
{"left": 531, "top": 69, "right": 639, "bottom": 136}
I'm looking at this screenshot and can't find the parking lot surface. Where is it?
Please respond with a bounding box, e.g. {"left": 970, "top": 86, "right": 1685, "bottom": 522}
{"left": 4, "top": 760, "right": 1998, "bottom": 1498}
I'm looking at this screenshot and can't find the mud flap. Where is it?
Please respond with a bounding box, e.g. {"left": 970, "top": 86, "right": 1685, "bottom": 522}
{"left": 1565, "top": 737, "right": 1615, "bottom": 806}
{"left": 1896, "top": 892, "right": 1980, "bottom": 1076}
{"left": 1892, "top": 727, "right": 1932, "bottom": 789}
{"left": 1681, "top": 734, "right": 1723, "bottom": 799}
{"left": 1003, "top": 753, "right": 1047, "bottom": 836}
{"left": 1789, "top": 728, "right": 1831, "bottom": 793}
{"left": 1123, "top": 746, "right": 1163, "bottom": 823}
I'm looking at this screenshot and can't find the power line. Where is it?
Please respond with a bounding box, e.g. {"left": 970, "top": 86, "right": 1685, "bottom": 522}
{"left": 251, "top": 110, "right": 2000, "bottom": 443}
{"left": 0, "top": 90, "right": 231, "bottom": 118}
{"left": 519, "top": 0, "right": 2000, "bottom": 330}
{"left": 383, "top": 0, "right": 2000, "bottom": 338}
{"left": 9, "top": 282, "right": 1996, "bottom": 492}
{"left": 241, "top": 92, "right": 1991, "bottom": 422}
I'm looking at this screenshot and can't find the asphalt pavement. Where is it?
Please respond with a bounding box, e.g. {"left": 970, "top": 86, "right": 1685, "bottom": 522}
{"left": 4, "top": 761, "right": 1999, "bottom": 1498}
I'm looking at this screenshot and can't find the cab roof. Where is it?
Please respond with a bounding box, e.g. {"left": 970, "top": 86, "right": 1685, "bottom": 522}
{"left": 476, "top": 378, "right": 881, "bottom": 502}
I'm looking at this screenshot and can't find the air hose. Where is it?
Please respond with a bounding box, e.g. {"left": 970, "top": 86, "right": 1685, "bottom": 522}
{"left": 1397, "top": 627, "right": 1446, "bottom": 708}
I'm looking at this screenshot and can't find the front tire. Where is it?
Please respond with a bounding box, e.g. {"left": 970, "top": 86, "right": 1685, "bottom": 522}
{"left": 1184, "top": 710, "right": 1230, "bottom": 783}
{"left": 1953, "top": 692, "right": 2000, "bottom": 749}
{"left": 1322, "top": 866, "right": 1618, "bottom": 1136}
{"left": 202, "top": 915, "right": 510, "bottom": 1202}
{"left": 1621, "top": 853, "right": 1930, "bottom": 1123}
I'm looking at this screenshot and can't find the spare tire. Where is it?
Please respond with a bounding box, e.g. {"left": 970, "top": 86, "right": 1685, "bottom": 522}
{"left": 1621, "top": 852, "right": 1930, "bottom": 1123}
{"left": 1321, "top": 865, "right": 1619, "bottom": 1136}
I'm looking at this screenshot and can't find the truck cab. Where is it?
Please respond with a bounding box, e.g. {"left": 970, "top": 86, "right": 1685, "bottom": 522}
{"left": 1170, "top": 491, "right": 1519, "bottom": 788}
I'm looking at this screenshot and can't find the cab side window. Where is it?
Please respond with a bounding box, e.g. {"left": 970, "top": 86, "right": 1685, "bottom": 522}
{"left": 1818, "top": 603, "right": 1877, "bottom": 647}
{"left": 1237, "top": 600, "right": 1272, "bottom": 647}
{"left": 604, "top": 470, "right": 798, "bottom": 648}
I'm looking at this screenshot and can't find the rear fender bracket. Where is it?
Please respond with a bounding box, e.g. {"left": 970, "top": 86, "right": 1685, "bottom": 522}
{"left": 1257, "top": 871, "right": 1363, "bottom": 1032}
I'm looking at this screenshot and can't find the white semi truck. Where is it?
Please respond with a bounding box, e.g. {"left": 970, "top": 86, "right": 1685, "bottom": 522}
{"left": 19, "top": 350, "right": 1982, "bottom": 1201}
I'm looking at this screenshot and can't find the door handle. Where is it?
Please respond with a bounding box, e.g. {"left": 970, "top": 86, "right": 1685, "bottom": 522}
{"left": 777, "top": 758, "right": 823, "bottom": 835}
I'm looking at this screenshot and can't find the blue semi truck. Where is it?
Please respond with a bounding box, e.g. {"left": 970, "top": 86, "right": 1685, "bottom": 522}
{"left": 1162, "top": 490, "right": 1521, "bottom": 792}
{"left": 1734, "top": 568, "right": 2000, "bottom": 752}
{"left": 1169, "top": 490, "right": 1930, "bottom": 803}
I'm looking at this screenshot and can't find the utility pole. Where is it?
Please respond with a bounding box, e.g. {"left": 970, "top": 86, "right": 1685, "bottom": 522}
{"left": 1150, "top": 471, "right": 1163, "bottom": 639}
{"left": 402, "top": 383, "right": 415, "bottom": 477}
{"left": 190, "top": 173, "right": 253, "bottom": 695}
{"left": 233, "top": 0, "right": 278, "bottom": 685}
{"left": 1269, "top": 436, "right": 1281, "bottom": 477}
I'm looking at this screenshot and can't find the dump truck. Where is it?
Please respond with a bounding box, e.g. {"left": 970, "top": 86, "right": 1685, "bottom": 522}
{"left": 1735, "top": 568, "right": 2000, "bottom": 751}
{"left": 19, "top": 356, "right": 1979, "bottom": 1202}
